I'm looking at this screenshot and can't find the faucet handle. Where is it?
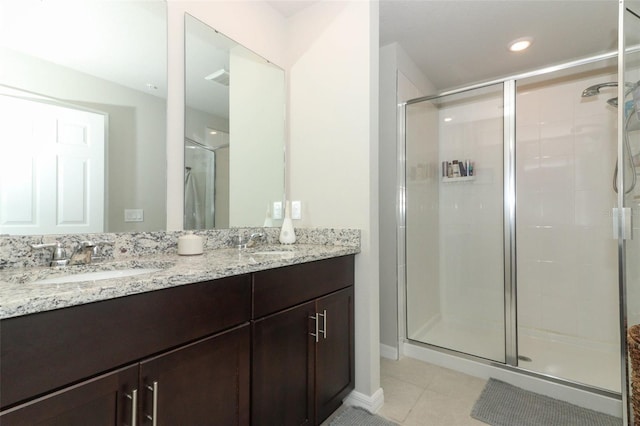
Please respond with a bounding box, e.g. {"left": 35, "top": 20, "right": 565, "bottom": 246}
{"left": 30, "top": 242, "right": 67, "bottom": 266}
{"left": 90, "top": 240, "right": 115, "bottom": 262}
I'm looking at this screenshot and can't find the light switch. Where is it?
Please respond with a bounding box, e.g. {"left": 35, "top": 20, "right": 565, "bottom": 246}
{"left": 124, "top": 209, "right": 144, "bottom": 222}
{"left": 273, "top": 202, "right": 283, "bottom": 220}
{"left": 291, "top": 201, "right": 302, "bottom": 220}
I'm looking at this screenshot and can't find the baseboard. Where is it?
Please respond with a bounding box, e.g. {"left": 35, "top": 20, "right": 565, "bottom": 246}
{"left": 380, "top": 343, "right": 398, "bottom": 360}
{"left": 343, "top": 387, "right": 385, "bottom": 414}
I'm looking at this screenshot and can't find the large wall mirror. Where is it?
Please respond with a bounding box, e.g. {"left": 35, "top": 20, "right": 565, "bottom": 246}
{"left": 184, "top": 14, "right": 285, "bottom": 230}
{"left": 0, "top": 1, "right": 167, "bottom": 235}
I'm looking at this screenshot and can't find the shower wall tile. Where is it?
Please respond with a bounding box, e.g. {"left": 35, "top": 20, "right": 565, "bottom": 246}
{"left": 516, "top": 70, "right": 619, "bottom": 347}
{"left": 539, "top": 86, "right": 575, "bottom": 123}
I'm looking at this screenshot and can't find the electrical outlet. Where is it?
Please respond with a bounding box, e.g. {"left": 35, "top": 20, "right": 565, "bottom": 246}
{"left": 291, "top": 201, "right": 302, "bottom": 220}
{"left": 273, "top": 202, "right": 283, "bottom": 220}
{"left": 124, "top": 209, "right": 144, "bottom": 222}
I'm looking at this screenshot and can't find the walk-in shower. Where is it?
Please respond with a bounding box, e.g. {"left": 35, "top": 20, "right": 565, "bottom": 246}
{"left": 398, "top": 2, "right": 640, "bottom": 424}
{"left": 401, "top": 55, "right": 632, "bottom": 418}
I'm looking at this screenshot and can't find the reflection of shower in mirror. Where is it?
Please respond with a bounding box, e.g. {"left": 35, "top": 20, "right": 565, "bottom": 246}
{"left": 184, "top": 138, "right": 221, "bottom": 230}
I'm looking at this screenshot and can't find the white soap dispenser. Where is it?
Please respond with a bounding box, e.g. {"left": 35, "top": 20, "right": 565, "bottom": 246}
{"left": 279, "top": 201, "right": 296, "bottom": 244}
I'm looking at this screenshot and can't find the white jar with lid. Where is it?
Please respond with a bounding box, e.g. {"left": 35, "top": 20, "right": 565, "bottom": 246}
{"left": 178, "top": 233, "right": 204, "bottom": 255}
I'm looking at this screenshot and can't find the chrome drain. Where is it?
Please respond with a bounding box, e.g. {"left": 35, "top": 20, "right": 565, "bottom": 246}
{"left": 518, "top": 355, "right": 532, "bottom": 362}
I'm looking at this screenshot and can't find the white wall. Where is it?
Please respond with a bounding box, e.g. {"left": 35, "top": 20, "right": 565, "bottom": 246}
{"left": 287, "top": 0, "right": 382, "bottom": 408}
{"left": 166, "top": 0, "right": 382, "bottom": 410}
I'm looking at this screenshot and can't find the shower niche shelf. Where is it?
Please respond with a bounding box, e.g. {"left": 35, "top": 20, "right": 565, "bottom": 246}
{"left": 442, "top": 176, "right": 476, "bottom": 183}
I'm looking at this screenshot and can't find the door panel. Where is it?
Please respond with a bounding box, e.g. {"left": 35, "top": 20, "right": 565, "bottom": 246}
{"left": 139, "top": 325, "right": 250, "bottom": 426}
{"left": 315, "top": 287, "right": 354, "bottom": 425}
{"left": 404, "top": 84, "right": 506, "bottom": 362}
{"left": 251, "top": 302, "right": 315, "bottom": 426}
{"left": 0, "top": 94, "right": 105, "bottom": 234}
{"left": 0, "top": 365, "right": 137, "bottom": 426}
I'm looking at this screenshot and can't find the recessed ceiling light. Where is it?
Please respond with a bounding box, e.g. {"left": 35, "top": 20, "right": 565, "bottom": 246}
{"left": 508, "top": 37, "right": 532, "bottom": 52}
{"left": 210, "top": 131, "right": 218, "bottom": 135}
{"left": 444, "top": 117, "right": 453, "bottom": 122}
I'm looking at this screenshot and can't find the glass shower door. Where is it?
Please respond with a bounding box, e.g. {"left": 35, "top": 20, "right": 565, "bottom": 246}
{"left": 622, "top": 2, "right": 640, "bottom": 424}
{"left": 404, "top": 84, "right": 506, "bottom": 362}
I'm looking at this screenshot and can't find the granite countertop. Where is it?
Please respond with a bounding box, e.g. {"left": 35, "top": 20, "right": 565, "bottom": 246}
{"left": 0, "top": 244, "right": 359, "bottom": 320}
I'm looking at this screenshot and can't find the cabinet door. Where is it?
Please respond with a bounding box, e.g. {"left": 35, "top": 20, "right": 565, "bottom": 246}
{"left": 0, "top": 364, "right": 138, "bottom": 426}
{"left": 139, "top": 325, "right": 250, "bottom": 426}
{"left": 315, "top": 287, "right": 355, "bottom": 424}
{"left": 251, "top": 301, "right": 316, "bottom": 426}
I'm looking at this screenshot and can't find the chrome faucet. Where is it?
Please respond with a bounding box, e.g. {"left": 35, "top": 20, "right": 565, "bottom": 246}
{"left": 30, "top": 242, "right": 68, "bottom": 267}
{"left": 246, "top": 232, "right": 267, "bottom": 248}
{"left": 31, "top": 240, "right": 114, "bottom": 267}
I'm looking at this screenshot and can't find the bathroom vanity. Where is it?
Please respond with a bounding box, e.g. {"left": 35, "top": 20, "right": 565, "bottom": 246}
{"left": 0, "top": 241, "right": 356, "bottom": 426}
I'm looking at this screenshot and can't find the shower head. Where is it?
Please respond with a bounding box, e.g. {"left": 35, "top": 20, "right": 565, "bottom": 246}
{"left": 581, "top": 82, "right": 619, "bottom": 97}
{"left": 581, "top": 81, "right": 638, "bottom": 99}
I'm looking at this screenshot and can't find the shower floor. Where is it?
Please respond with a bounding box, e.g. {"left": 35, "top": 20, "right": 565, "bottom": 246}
{"left": 410, "top": 319, "right": 621, "bottom": 393}
{"left": 518, "top": 328, "right": 620, "bottom": 393}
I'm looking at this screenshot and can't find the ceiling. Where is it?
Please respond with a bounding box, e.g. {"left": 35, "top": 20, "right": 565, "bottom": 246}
{"left": 379, "top": 0, "right": 619, "bottom": 91}
{"left": 269, "top": 0, "right": 621, "bottom": 92}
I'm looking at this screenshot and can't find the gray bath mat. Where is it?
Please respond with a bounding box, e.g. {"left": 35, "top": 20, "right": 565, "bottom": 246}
{"left": 329, "top": 406, "right": 398, "bottom": 426}
{"left": 471, "top": 379, "right": 621, "bottom": 426}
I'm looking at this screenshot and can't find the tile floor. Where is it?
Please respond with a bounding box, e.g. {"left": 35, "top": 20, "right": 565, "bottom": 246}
{"left": 377, "top": 357, "right": 488, "bottom": 425}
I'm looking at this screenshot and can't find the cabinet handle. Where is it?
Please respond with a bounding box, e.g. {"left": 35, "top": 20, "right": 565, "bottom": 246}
{"left": 310, "top": 310, "right": 327, "bottom": 342}
{"left": 309, "top": 314, "right": 320, "bottom": 343}
{"left": 125, "top": 389, "right": 138, "bottom": 426}
{"left": 145, "top": 381, "right": 158, "bottom": 426}
{"left": 319, "top": 309, "right": 327, "bottom": 339}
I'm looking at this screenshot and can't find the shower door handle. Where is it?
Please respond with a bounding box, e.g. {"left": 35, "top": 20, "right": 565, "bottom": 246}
{"left": 613, "top": 207, "right": 633, "bottom": 240}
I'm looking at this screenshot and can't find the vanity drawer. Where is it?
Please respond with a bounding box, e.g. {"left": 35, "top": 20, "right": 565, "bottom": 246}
{"left": 252, "top": 255, "right": 354, "bottom": 318}
{"left": 0, "top": 274, "right": 251, "bottom": 410}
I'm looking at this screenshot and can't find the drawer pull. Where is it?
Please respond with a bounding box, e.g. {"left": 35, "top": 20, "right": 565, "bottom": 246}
{"left": 145, "top": 381, "right": 158, "bottom": 426}
{"left": 125, "top": 389, "right": 138, "bottom": 426}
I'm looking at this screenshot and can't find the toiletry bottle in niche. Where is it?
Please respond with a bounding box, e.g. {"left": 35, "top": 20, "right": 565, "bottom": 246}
{"left": 468, "top": 161, "right": 474, "bottom": 176}
{"left": 447, "top": 162, "right": 453, "bottom": 178}
{"left": 452, "top": 160, "right": 461, "bottom": 177}
{"left": 459, "top": 160, "right": 467, "bottom": 177}
{"left": 279, "top": 201, "right": 296, "bottom": 244}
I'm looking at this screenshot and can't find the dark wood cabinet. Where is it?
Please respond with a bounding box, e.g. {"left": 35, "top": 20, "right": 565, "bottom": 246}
{"left": 0, "top": 365, "right": 138, "bottom": 426}
{"left": 315, "top": 287, "right": 355, "bottom": 423}
{"left": 1, "top": 325, "right": 250, "bottom": 426}
{"left": 252, "top": 302, "right": 316, "bottom": 426}
{"left": 0, "top": 255, "right": 355, "bottom": 426}
{"left": 140, "top": 325, "right": 250, "bottom": 426}
{"left": 251, "top": 256, "right": 355, "bottom": 426}
{"left": 1, "top": 275, "right": 251, "bottom": 410}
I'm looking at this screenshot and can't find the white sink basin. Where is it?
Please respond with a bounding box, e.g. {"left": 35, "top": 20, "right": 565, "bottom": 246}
{"left": 252, "top": 251, "right": 295, "bottom": 256}
{"left": 31, "top": 268, "right": 162, "bottom": 284}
